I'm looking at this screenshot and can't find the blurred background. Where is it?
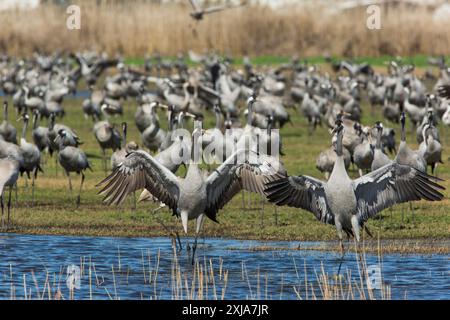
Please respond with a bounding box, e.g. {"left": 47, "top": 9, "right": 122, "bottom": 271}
{"left": 1, "top": 0, "right": 450, "bottom": 58}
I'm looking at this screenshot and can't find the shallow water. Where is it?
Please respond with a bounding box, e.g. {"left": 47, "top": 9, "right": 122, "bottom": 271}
{"left": 0, "top": 233, "right": 448, "bottom": 300}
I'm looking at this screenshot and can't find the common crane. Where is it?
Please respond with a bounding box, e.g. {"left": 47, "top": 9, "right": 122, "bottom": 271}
{"left": 97, "top": 125, "right": 285, "bottom": 263}
{"left": 265, "top": 120, "right": 444, "bottom": 273}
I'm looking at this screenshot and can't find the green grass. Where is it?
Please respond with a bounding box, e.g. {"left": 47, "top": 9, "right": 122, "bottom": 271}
{"left": 2, "top": 70, "right": 450, "bottom": 248}
{"left": 126, "top": 54, "right": 447, "bottom": 67}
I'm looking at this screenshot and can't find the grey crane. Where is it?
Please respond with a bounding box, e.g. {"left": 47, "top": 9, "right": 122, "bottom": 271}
{"left": 0, "top": 156, "right": 20, "bottom": 229}
{"left": 18, "top": 113, "right": 42, "bottom": 204}
{"left": 188, "top": 0, "right": 245, "bottom": 21}
{"left": 135, "top": 102, "right": 160, "bottom": 133}
{"left": 111, "top": 122, "right": 138, "bottom": 170}
{"left": 0, "top": 101, "right": 17, "bottom": 144}
{"left": 141, "top": 102, "right": 167, "bottom": 152}
{"left": 419, "top": 120, "right": 443, "bottom": 175}
{"left": 382, "top": 98, "right": 401, "bottom": 124}
{"left": 137, "top": 119, "right": 191, "bottom": 204}
{"left": 404, "top": 88, "right": 427, "bottom": 129}
{"left": 82, "top": 85, "right": 103, "bottom": 119}
{"left": 371, "top": 122, "right": 392, "bottom": 172}
{"left": 438, "top": 84, "right": 450, "bottom": 126}
{"left": 265, "top": 120, "right": 445, "bottom": 273}
{"left": 159, "top": 105, "right": 178, "bottom": 151}
{"left": 300, "top": 92, "right": 321, "bottom": 135}
{"left": 370, "top": 123, "right": 397, "bottom": 155}
{"left": 395, "top": 112, "right": 426, "bottom": 172}
{"left": 93, "top": 114, "right": 122, "bottom": 174}
{"left": 97, "top": 125, "right": 285, "bottom": 263}
{"left": 353, "top": 124, "right": 374, "bottom": 177}
{"left": 47, "top": 113, "right": 81, "bottom": 156}
{"left": 416, "top": 108, "right": 440, "bottom": 144}
{"left": 31, "top": 109, "right": 50, "bottom": 153}
{"left": 22, "top": 86, "right": 45, "bottom": 116}
{"left": 55, "top": 129, "right": 91, "bottom": 207}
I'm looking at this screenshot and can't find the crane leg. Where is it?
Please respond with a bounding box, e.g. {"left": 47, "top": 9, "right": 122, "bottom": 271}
{"left": 151, "top": 205, "right": 182, "bottom": 252}
{"left": 55, "top": 155, "right": 58, "bottom": 177}
{"left": 241, "top": 191, "right": 246, "bottom": 211}
{"left": 192, "top": 214, "right": 204, "bottom": 265}
{"left": 409, "top": 202, "right": 414, "bottom": 224}
{"left": 66, "top": 170, "right": 73, "bottom": 192}
{"left": 7, "top": 186, "right": 12, "bottom": 229}
{"left": 191, "top": 234, "right": 199, "bottom": 266}
{"left": 274, "top": 204, "right": 278, "bottom": 226}
{"left": 76, "top": 172, "right": 85, "bottom": 207}
{"left": 14, "top": 183, "right": 17, "bottom": 207}
{"left": 260, "top": 196, "right": 264, "bottom": 228}
{"left": 1, "top": 194, "right": 4, "bottom": 229}
{"left": 337, "top": 239, "right": 345, "bottom": 276}
{"left": 31, "top": 167, "right": 37, "bottom": 207}
{"left": 102, "top": 149, "right": 107, "bottom": 175}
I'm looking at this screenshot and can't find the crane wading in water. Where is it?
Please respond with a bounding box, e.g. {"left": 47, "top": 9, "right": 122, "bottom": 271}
{"left": 97, "top": 124, "right": 286, "bottom": 264}
{"left": 265, "top": 119, "right": 445, "bottom": 273}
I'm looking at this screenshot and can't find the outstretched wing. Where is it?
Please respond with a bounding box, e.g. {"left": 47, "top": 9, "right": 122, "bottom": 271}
{"left": 188, "top": 0, "right": 200, "bottom": 11}
{"left": 265, "top": 175, "right": 334, "bottom": 225}
{"left": 205, "top": 150, "right": 286, "bottom": 222}
{"left": 96, "top": 150, "right": 180, "bottom": 210}
{"left": 353, "top": 162, "right": 445, "bottom": 224}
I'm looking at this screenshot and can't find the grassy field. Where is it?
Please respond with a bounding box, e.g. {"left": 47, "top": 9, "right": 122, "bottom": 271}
{"left": 2, "top": 68, "right": 449, "bottom": 247}
{"left": 126, "top": 54, "right": 448, "bottom": 68}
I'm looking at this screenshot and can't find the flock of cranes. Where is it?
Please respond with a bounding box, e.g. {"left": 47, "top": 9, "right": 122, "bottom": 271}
{"left": 0, "top": 50, "right": 447, "bottom": 265}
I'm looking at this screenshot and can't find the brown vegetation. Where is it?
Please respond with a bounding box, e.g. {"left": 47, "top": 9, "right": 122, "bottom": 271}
{"left": 1, "top": 1, "right": 450, "bottom": 57}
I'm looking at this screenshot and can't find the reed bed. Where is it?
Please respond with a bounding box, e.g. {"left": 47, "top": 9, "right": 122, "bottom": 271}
{"left": 1, "top": 1, "right": 450, "bottom": 58}
{"left": 1, "top": 244, "right": 392, "bottom": 300}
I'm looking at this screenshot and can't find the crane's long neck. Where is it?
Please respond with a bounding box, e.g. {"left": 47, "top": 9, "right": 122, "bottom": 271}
{"left": 167, "top": 109, "right": 173, "bottom": 131}
{"left": 49, "top": 116, "right": 55, "bottom": 130}
{"left": 190, "top": 131, "right": 202, "bottom": 164}
{"left": 336, "top": 133, "right": 343, "bottom": 157}
{"left": 33, "top": 113, "right": 39, "bottom": 130}
{"left": 122, "top": 126, "right": 127, "bottom": 149}
{"left": 401, "top": 119, "right": 406, "bottom": 142}
{"left": 376, "top": 128, "right": 382, "bottom": 150}
{"left": 3, "top": 103, "right": 7, "bottom": 121}
{"left": 247, "top": 103, "right": 253, "bottom": 126}
{"left": 215, "top": 111, "right": 221, "bottom": 129}
{"left": 21, "top": 120, "right": 28, "bottom": 141}
{"left": 178, "top": 112, "right": 187, "bottom": 129}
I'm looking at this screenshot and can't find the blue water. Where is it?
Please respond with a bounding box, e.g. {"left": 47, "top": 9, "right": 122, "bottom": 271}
{"left": 0, "top": 233, "right": 448, "bottom": 300}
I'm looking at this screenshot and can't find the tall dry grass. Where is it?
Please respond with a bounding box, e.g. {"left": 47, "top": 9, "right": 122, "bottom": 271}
{"left": 1, "top": 1, "right": 450, "bottom": 58}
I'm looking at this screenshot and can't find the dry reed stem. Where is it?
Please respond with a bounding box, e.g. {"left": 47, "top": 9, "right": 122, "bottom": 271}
{"left": 1, "top": 3, "right": 450, "bottom": 57}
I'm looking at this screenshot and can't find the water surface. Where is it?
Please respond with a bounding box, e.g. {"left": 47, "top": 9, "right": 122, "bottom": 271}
{"left": 0, "top": 233, "right": 448, "bottom": 300}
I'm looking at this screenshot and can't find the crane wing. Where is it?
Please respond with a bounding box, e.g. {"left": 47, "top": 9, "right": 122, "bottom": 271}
{"left": 205, "top": 150, "right": 286, "bottom": 222}
{"left": 353, "top": 162, "right": 444, "bottom": 224}
{"left": 97, "top": 150, "right": 180, "bottom": 210}
{"left": 265, "top": 175, "right": 334, "bottom": 225}
{"left": 188, "top": 0, "right": 200, "bottom": 11}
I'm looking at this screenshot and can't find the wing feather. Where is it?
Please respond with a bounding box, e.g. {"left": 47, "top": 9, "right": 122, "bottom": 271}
{"left": 264, "top": 175, "right": 334, "bottom": 225}
{"left": 353, "top": 163, "right": 445, "bottom": 223}
{"left": 204, "top": 150, "right": 286, "bottom": 221}
{"left": 96, "top": 150, "right": 180, "bottom": 208}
